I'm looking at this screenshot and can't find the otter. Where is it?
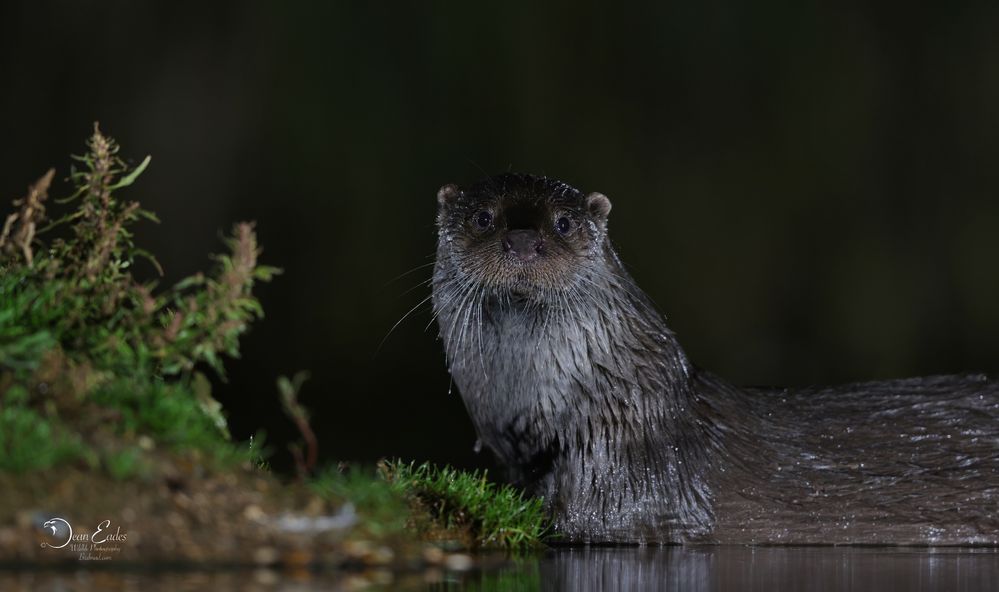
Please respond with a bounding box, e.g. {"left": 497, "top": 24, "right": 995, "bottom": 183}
{"left": 431, "top": 173, "right": 999, "bottom": 545}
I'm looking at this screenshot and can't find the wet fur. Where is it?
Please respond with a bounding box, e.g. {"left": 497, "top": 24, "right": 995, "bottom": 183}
{"left": 432, "top": 174, "right": 999, "bottom": 544}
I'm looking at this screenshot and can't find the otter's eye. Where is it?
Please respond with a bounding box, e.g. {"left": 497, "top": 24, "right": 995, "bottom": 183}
{"left": 474, "top": 210, "right": 493, "bottom": 230}
{"left": 555, "top": 215, "right": 574, "bottom": 236}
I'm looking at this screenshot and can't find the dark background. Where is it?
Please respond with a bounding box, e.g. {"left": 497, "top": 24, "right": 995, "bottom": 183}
{"left": 2, "top": 2, "right": 998, "bottom": 473}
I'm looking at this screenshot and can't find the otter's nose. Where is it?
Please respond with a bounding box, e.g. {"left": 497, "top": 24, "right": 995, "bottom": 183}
{"left": 502, "top": 229, "right": 543, "bottom": 261}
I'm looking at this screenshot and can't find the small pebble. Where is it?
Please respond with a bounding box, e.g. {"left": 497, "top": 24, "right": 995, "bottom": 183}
{"left": 422, "top": 546, "right": 445, "bottom": 564}
{"left": 444, "top": 553, "right": 474, "bottom": 571}
{"left": 282, "top": 548, "right": 313, "bottom": 569}
{"left": 370, "top": 546, "right": 394, "bottom": 564}
{"left": 343, "top": 540, "right": 372, "bottom": 558}
{"left": 252, "top": 546, "right": 278, "bottom": 565}
{"left": 243, "top": 504, "right": 266, "bottom": 522}
{"left": 253, "top": 568, "right": 279, "bottom": 585}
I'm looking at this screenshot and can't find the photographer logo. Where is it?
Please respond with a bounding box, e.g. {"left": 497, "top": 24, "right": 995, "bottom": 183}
{"left": 40, "top": 517, "right": 128, "bottom": 561}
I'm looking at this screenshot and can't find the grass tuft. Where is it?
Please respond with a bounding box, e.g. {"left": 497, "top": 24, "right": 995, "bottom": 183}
{"left": 379, "top": 459, "right": 548, "bottom": 549}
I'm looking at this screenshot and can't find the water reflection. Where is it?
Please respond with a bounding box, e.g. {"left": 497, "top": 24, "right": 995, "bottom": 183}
{"left": 457, "top": 547, "right": 999, "bottom": 592}
{"left": 539, "top": 547, "right": 710, "bottom": 591}
{"left": 2, "top": 547, "right": 998, "bottom": 591}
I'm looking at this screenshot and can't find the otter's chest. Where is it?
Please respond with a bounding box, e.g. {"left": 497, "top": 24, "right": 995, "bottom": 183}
{"left": 443, "top": 303, "right": 601, "bottom": 461}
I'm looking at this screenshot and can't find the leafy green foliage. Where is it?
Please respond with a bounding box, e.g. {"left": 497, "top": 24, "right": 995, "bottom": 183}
{"left": 380, "top": 460, "right": 549, "bottom": 549}
{"left": 0, "top": 277, "right": 58, "bottom": 372}
{"left": 0, "top": 124, "right": 278, "bottom": 475}
{"left": 0, "top": 124, "right": 279, "bottom": 379}
{"left": 91, "top": 377, "right": 226, "bottom": 448}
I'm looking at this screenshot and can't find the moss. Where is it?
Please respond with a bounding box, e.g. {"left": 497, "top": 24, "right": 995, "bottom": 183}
{"left": 379, "top": 460, "right": 549, "bottom": 549}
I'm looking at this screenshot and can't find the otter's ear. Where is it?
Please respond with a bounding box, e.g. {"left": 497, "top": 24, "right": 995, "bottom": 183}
{"left": 585, "top": 192, "right": 612, "bottom": 220}
{"left": 437, "top": 184, "right": 460, "bottom": 208}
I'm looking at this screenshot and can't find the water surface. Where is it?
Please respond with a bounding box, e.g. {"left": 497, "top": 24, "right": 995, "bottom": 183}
{"left": 3, "top": 547, "right": 997, "bottom": 591}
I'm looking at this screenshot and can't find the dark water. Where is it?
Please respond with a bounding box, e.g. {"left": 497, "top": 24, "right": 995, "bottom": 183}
{"left": 4, "top": 547, "right": 998, "bottom": 591}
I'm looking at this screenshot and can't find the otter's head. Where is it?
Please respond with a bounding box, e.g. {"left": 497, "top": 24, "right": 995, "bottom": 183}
{"left": 435, "top": 173, "right": 612, "bottom": 299}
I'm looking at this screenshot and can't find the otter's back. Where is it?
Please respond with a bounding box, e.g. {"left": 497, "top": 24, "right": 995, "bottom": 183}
{"left": 710, "top": 374, "right": 999, "bottom": 544}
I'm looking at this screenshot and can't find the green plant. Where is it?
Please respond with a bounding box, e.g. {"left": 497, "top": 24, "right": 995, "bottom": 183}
{"left": 0, "top": 123, "right": 279, "bottom": 379}
{"left": 278, "top": 371, "right": 318, "bottom": 478}
{"left": 0, "top": 123, "right": 278, "bottom": 475}
{"left": 380, "top": 460, "right": 548, "bottom": 549}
